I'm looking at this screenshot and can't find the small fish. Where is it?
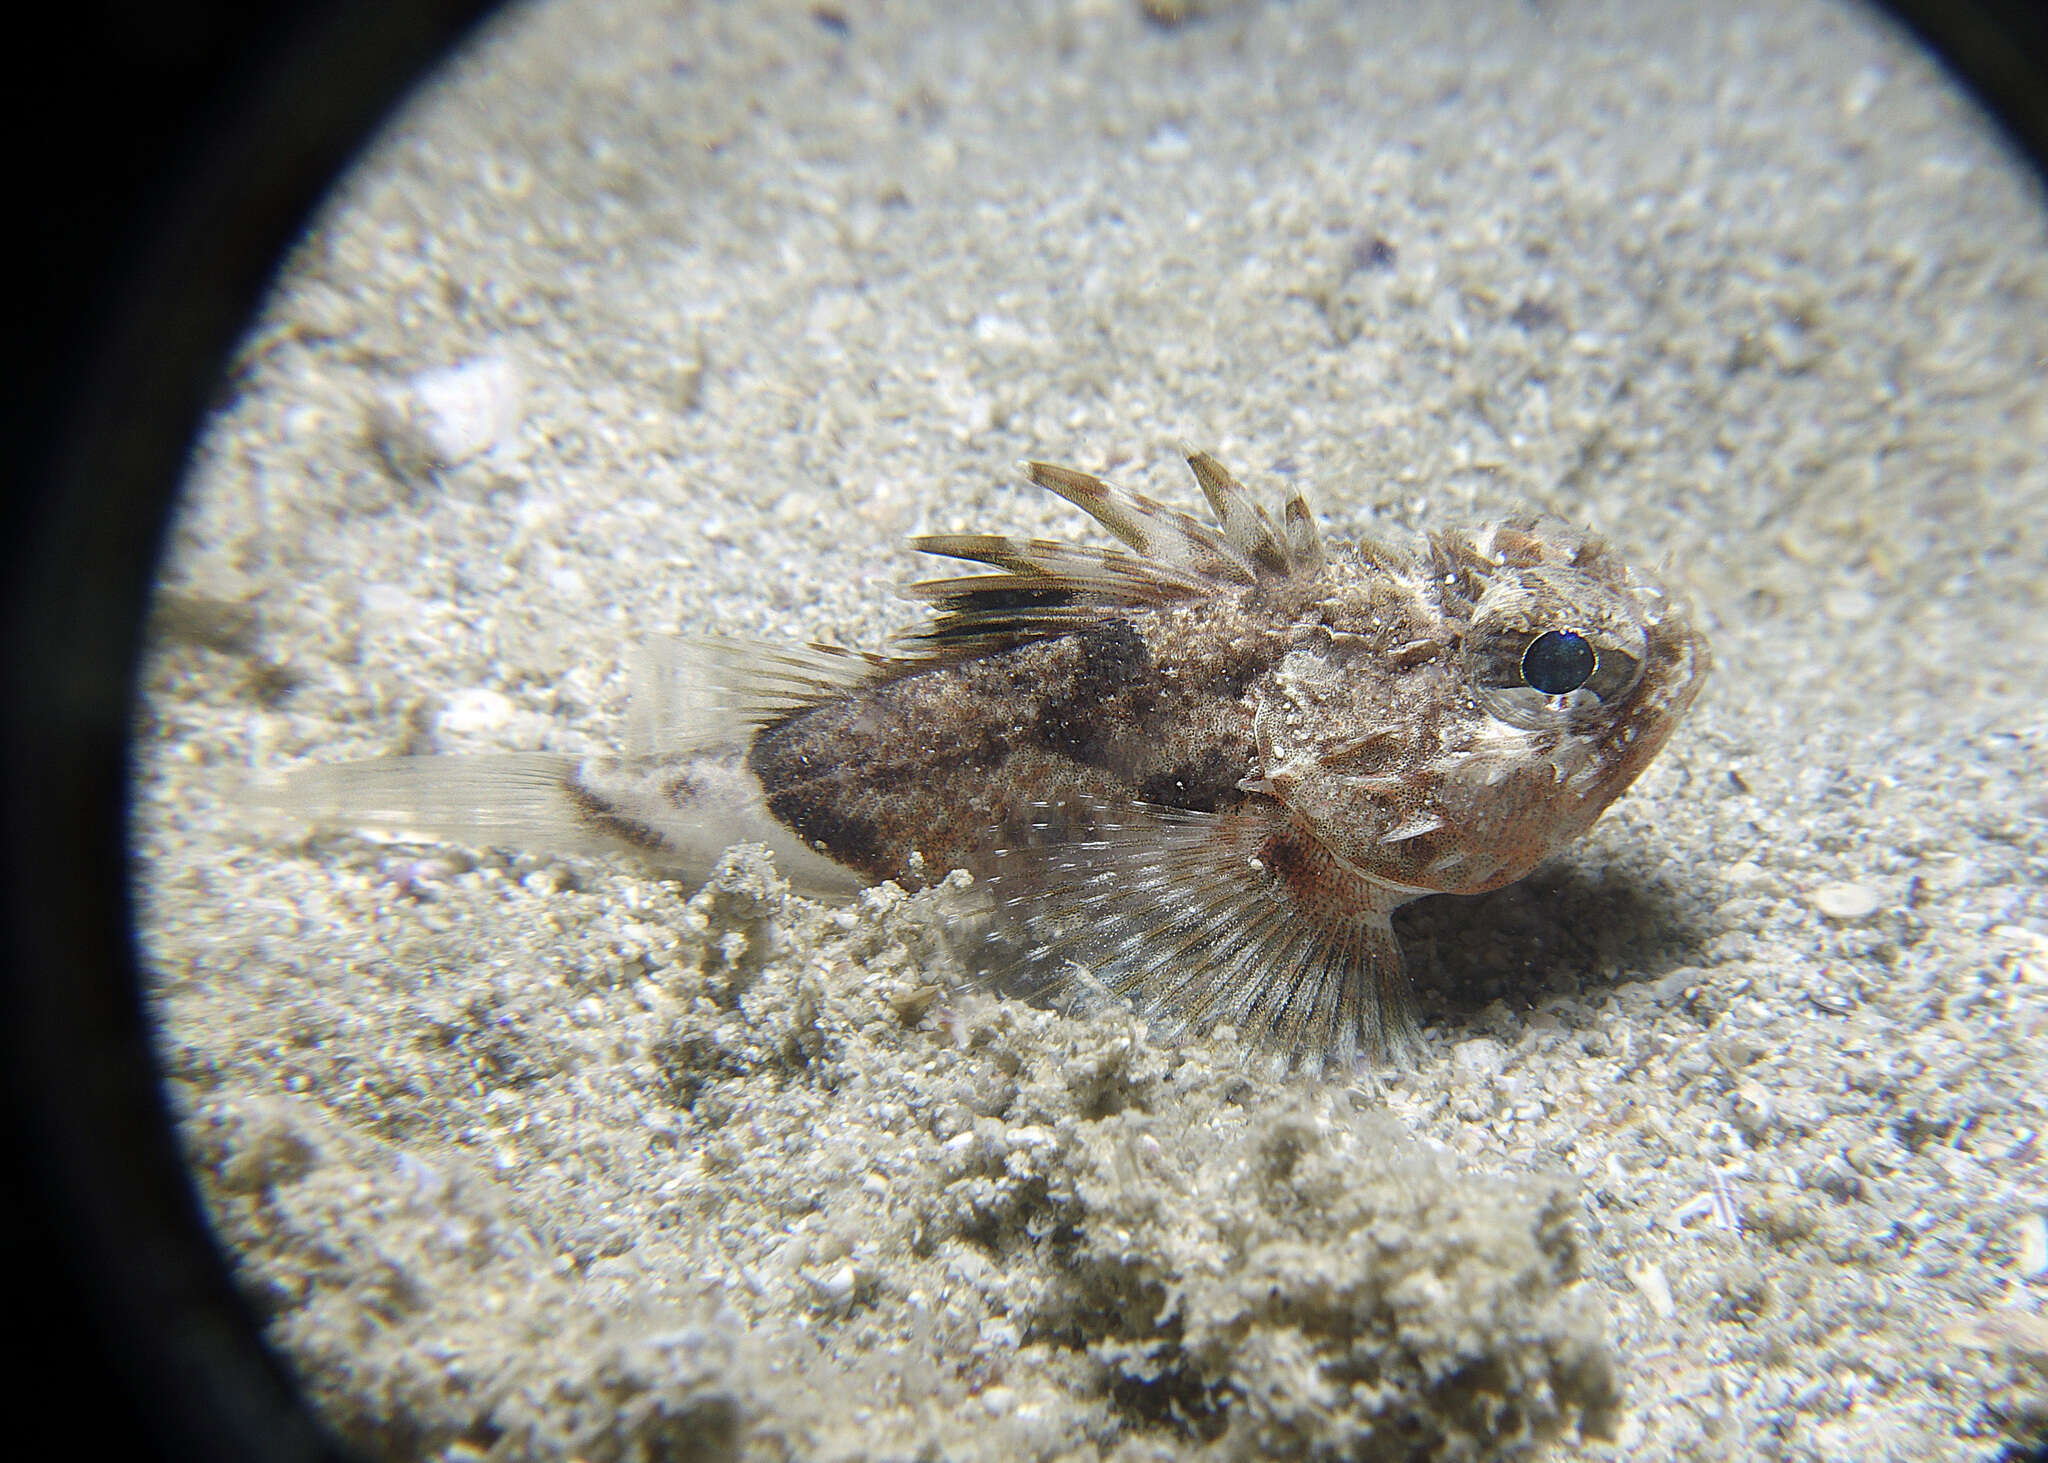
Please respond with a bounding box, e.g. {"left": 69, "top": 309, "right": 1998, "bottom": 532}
{"left": 268, "top": 452, "right": 1708, "bottom": 1063}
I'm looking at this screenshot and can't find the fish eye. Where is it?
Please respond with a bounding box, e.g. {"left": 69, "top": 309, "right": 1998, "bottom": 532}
{"left": 1463, "top": 568, "right": 1652, "bottom": 729}
{"left": 1521, "top": 629, "right": 1595, "bottom": 695}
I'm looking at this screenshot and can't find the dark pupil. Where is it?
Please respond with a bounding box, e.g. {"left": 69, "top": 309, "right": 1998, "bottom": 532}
{"left": 1521, "top": 629, "right": 1596, "bottom": 696}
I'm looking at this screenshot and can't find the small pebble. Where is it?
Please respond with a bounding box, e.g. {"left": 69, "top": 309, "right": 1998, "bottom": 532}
{"left": 1141, "top": 122, "right": 1193, "bottom": 161}
{"left": 1451, "top": 1037, "right": 1507, "bottom": 1080}
{"left": 358, "top": 583, "right": 421, "bottom": 621}
{"left": 1809, "top": 882, "right": 1881, "bottom": 921}
{"left": 1821, "top": 587, "right": 1876, "bottom": 623}
{"left": 2018, "top": 1212, "right": 2048, "bottom": 1279}
{"left": 1723, "top": 859, "right": 1768, "bottom": 887}
{"left": 440, "top": 687, "right": 516, "bottom": 735}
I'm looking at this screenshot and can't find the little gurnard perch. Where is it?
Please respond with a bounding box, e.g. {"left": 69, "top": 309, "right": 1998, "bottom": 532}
{"left": 275, "top": 452, "right": 1708, "bottom": 1063}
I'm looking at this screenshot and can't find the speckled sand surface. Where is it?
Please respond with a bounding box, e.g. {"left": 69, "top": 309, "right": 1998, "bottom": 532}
{"left": 133, "top": 1, "right": 2048, "bottom": 1458}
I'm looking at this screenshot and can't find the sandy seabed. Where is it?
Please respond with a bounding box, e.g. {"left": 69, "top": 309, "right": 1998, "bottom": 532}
{"left": 135, "top": 1, "right": 2048, "bottom": 1458}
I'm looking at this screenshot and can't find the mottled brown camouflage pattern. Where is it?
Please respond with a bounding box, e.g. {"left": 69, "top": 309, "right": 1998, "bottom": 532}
{"left": 735, "top": 453, "right": 1708, "bottom": 1061}
{"left": 273, "top": 451, "right": 1707, "bottom": 1063}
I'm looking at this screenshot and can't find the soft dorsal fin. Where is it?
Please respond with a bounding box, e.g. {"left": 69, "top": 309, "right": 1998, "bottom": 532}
{"left": 625, "top": 635, "right": 905, "bottom": 757}
{"left": 905, "top": 452, "right": 1328, "bottom": 653}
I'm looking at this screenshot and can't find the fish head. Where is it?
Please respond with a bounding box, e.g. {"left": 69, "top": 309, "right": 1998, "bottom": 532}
{"left": 1257, "top": 516, "right": 1709, "bottom": 897}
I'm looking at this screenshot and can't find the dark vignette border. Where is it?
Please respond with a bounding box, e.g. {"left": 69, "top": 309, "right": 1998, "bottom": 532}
{"left": 0, "top": 3, "right": 2042, "bottom": 1462}
{"left": 2, "top": 3, "right": 498, "bottom": 1458}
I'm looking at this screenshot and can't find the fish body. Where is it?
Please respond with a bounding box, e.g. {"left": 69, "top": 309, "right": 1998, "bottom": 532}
{"left": 271, "top": 452, "right": 1708, "bottom": 1063}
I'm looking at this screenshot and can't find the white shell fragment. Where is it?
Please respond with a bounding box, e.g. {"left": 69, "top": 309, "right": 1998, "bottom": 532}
{"left": 1809, "top": 882, "right": 1882, "bottom": 921}
{"left": 1626, "top": 1261, "right": 1677, "bottom": 1320}
{"left": 384, "top": 354, "right": 526, "bottom": 468}
{"left": 805, "top": 1261, "right": 858, "bottom": 1313}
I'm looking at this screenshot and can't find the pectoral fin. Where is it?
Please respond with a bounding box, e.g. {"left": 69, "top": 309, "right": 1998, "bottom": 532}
{"left": 977, "top": 796, "right": 1418, "bottom": 1065}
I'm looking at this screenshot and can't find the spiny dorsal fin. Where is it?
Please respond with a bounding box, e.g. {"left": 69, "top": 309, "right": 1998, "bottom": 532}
{"left": 904, "top": 453, "right": 1328, "bottom": 653}
{"left": 1282, "top": 492, "right": 1326, "bottom": 574}
{"left": 1021, "top": 460, "right": 1260, "bottom": 585}
{"left": 1185, "top": 449, "right": 1286, "bottom": 575}
{"left": 906, "top": 537, "right": 1216, "bottom": 614}
{"left": 1184, "top": 449, "right": 1327, "bottom": 578}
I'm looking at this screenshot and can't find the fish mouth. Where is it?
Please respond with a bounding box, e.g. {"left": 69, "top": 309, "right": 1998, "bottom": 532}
{"left": 1654, "top": 620, "right": 1714, "bottom": 722}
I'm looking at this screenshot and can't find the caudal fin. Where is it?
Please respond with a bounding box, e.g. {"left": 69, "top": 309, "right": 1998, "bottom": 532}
{"left": 248, "top": 752, "right": 623, "bottom": 859}
{"left": 247, "top": 748, "right": 866, "bottom": 897}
